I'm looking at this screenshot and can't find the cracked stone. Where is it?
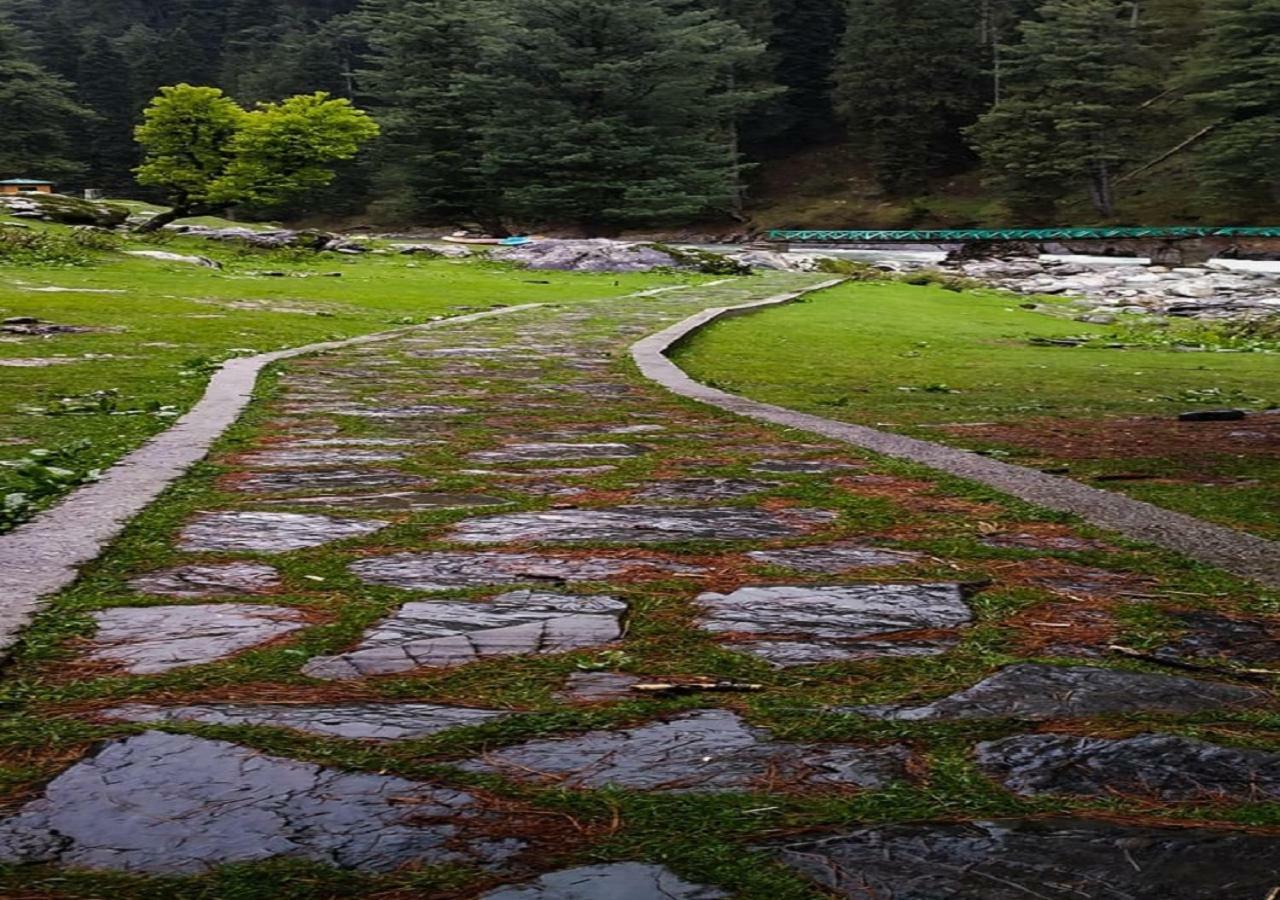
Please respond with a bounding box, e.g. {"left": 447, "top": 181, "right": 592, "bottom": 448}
{"left": 234, "top": 469, "right": 427, "bottom": 494}
{"left": 103, "top": 702, "right": 508, "bottom": 742}
{"left": 181, "top": 512, "right": 387, "bottom": 552}
{"left": 350, "top": 552, "right": 707, "bottom": 591}
{"left": 734, "top": 638, "right": 958, "bottom": 668}
{"left": 844, "top": 663, "right": 1269, "bottom": 721}
{"left": 556, "top": 672, "right": 642, "bottom": 702}
{"left": 1158, "top": 611, "right": 1280, "bottom": 665}
{"left": 303, "top": 591, "right": 627, "bottom": 680}
{"left": 749, "top": 460, "right": 861, "bottom": 475}
{"left": 975, "top": 732, "right": 1280, "bottom": 801}
{"left": 746, "top": 543, "right": 923, "bottom": 573}
{"left": 128, "top": 563, "right": 281, "bottom": 598}
{"left": 767, "top": 818, "right": 1280, "bottom": 899}
{"left": 481, "top": 863, "right": 728, "bottom": 899}
{"left": 460, "top": 709, "right": 909, "bottom": 792}
{"left": 453, "top": 506, "right": 836, "bottom": 544}
{"left": 698, "top": 584, "right": 972, "bottom": 639}
{"left": 260, "top": 491, "right": 511, "bottom": 512}
{"left": 0, "top": 731, "right": 523, "bottom": 874}
{"left": 470, "top": 442, "right": 649, "bottom": 462}
{"left": 238, "top": 448, "right": 406, "bottom": 467}
{"left": 636, "top": 478, "right": 780, "bottom": 501}
{"left": 86, "top": 604, "right": 309, "bottom": 674}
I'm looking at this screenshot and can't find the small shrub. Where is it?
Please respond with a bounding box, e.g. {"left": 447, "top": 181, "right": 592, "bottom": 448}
{"left": 645, "top": 243, "right": 752, "bottom": 276}
{"left": 896, "top": 269, "right": 983, "bottom": 292}
{"left": 813, "top": 257, "right": 888, "bottom": 280}
{"left": 0, "top": 227, "right": 120, "bottom": 267}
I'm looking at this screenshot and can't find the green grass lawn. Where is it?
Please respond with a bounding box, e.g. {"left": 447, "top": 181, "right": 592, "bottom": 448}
{"left": 675, "top": 280, "right": 1280, "bottom": 538}
{"left": 0, "top": 222, "right": 700, "bottom": 529}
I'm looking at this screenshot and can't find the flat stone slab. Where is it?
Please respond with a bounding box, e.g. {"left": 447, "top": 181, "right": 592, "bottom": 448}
{"left": 746, "top": 543, "right": 923, "bottom": 573}
{"left": 234, "top": 469, "right": 425, "bottom": 494}
{"left": 699, "top": 584, "right": 972, "bottom": 639}
{"left": 103, "top": 702, "right": 508, "bottom": 742}
{"left": 127, "top": 562, "right": 281, "bottom": 598}
{"left": 460, "top": 709, "right": 909, "bottom": 792}
{"left": 482, "top": 863, "right": 728, "bottom": 899}
{"left": 453, "top": 507, "right": 835, "bottom": 544}
{"left": 734, "top": 638, "right": 957, "bottom": 668}
{"left": 845, "top": 663, "right": 1270, "bottom": 721}
{"left": 749, "top": 460, "right": 861, "bottom": 475}
{"left": 0, "top": 731, "right": 522, "bottom": 874}
{"left": 87, "top": 603, "right": 309, "bottom": 674}
{"left": 350, "top": 551, "right": 706, "bottom": 591}
{"left": 261, "top": 491, "right": 510, "bottom": 512}
{"left": 556, "top": 671, "right": 642, "bottom": 702}
{"left": 470, "top": 442, "right": 649, "bottom": 462}
{"left": 303, "top": 591, "right": 626, "bottom": 680}
{"left": 238, "top": 449, "right": 406, "bottom": 467}
{"left": 1159, "top": 611, "right": 1280, "bottom": 665}
{"left": 330, "top": 404, "right": 470, "bottom": 419}
{"left": 981, "top": 532, "right": 1111, "bottom": 552}
{"left": 180, "top": 512, "right": 387, "bottom": 553}
{"left": 767, "top": 818, "right": 1280, "bottom": 899}
{"left": 976, "top": 732, "right": 1280, "bottom": 801}
{"left": 635, "top": 478, "right": 779, "bottom": 501}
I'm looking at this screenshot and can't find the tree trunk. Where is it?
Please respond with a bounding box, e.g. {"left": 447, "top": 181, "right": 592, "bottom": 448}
{"left": 134, "top": 205, "right": 195, "bottom": 234}
{"left": 1090, "top": 161, "right": 1115, "bottom": 217}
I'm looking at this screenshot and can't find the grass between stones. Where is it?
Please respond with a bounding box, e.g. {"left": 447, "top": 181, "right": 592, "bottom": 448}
{"left": 674, "top": 279, "right": 1280, "bottom": 539}
{"left": 0, "top": 276, "right": 1277, "bottom": 898}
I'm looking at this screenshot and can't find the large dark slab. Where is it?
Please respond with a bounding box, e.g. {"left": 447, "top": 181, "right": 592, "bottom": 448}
{"left": 1159, "top": 611, "right": 1280, "bottom": 665}
{"left": 452, "top": 507, "right": 836, "bottom": 544}
{"left": 0, "top": 732, "right": 522, "bottom": 874}
{"left": 481, "top": 863, "right": 728, "bottom": 899}
{"left": 350, "top": 551, "right": 706, "bottom": 591}
{"left": 768, "top": 818, "right": 1280, "bottom": 899}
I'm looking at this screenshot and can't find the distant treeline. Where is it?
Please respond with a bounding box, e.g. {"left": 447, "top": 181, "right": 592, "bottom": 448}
{"left": 0, "top": 0, "right": 1274, "bottom": 228}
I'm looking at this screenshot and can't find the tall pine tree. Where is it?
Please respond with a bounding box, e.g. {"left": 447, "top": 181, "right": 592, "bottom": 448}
{"left": 0, "top": 20, "right": 90, "bottom": 180}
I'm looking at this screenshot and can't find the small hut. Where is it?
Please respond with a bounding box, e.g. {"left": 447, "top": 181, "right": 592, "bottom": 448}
{"left": 0, "top": 179, "right": 55, "bottom": 196}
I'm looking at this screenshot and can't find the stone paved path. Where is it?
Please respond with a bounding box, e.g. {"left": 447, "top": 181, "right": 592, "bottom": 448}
{"left": 2, "top": 273, "right": 1278, "bottom": 898}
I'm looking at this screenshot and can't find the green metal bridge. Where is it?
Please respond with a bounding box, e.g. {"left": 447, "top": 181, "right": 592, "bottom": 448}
{"left": 767, "top": 226, "right": 1280, "bottom": 242}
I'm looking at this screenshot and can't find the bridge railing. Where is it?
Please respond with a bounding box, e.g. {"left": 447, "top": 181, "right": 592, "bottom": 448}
{"left": 767, "top": 227, "right": 1280, "bottom": 242}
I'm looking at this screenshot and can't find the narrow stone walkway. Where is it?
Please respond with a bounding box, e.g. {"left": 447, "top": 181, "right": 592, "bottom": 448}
{"left": 1, "top": 273, "right": 1277, "bottom": 898}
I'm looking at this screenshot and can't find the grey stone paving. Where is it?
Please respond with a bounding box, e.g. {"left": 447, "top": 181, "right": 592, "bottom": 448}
{"left": 238, "top": 448, "right": 406, "bottom": 467}
{"left": 460, "top": 709, "right": 909, "bottom": 792}
{"left": 304, "top": 591, "right": 627, "bottom": 679}
{"left": 350, "top": 551, "right": 706, "bottom": 591}
{"left": 481, "top": 863, "right": 728, "bottom": 899}
{"left": 557, "top": 671, "right": 642, "bottom": 702}
{"left": 260, "top": 491, "right": 510, "bottom": 512}
{"left": 767, "top": 818, "right": 1280, "bottom": 899}
{"left": 103, "top": 702, "right": 509, "bottom": 741}
{"left": 87, "top": 603, "right": 308, "bottom": 673}
{"left": 635, "top": 477, "right": 779, "bottom": 501}
{"left": 699, "top": 584, "right": 971, "bottom": 638}
{"left": 470, "top": 442, "right": 649, "bottom": 462}
{"left": 734, "top": 637, "right": 958, "bottom": 668}
{"left": 1158, "top": 611, "right": 1280, "bottom": 665}
{"left": 234, "top": 469, "right": 426, "bottom": 493}
{"left": 845, "top": 663, "right": 1270, "bottom": 721}
{"left": 746, "top": 543, "right": 923, "bottom": 573}
{"left": 127, "top": 562, "right": 281, "bottom": 598}
{"left": 453, "top": 507, "right": 836, "bottom": 544}
{"left": 975, "top": 732, "right": 1280, "bottom": 801}
{"left": 180, "top": 511, "right": 387, "bottom": 552}
{"left": 748, "top": 460, "right": 861, "bottom": 475}
{"left": 980, "top": 532, "right": 1112, "bottom": 552}
{"left": 0, "top": 731, "right": 523, "bottom": 874}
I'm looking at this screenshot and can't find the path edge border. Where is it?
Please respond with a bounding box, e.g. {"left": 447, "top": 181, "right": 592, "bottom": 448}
{"left": 0, "top": 303, "right": 542, "bottom": 655}
{"left": 631, "top": 279, "right": 1280, "bottom": 588}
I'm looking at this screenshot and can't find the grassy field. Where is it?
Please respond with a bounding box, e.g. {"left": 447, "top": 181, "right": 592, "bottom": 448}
{"left": 0, "top": 218, "right": 701, "bottom": 529}
{"left": 675, "top": 280, "right": 1280, "bottom": 538}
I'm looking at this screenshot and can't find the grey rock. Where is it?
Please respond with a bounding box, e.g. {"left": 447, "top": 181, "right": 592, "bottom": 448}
{"left": 976, "top": 732, "right": 1280, "bottom": 801}
{"left": 749, "top": 460, "right": 861, "bottom": 475}
{"left": 86, "top": 603, "right": 308, "bottom": 674}
{"left": 481, "top": 863, "right": 728, "bottom": 899}
{"left": 980, "top": 532, "right": 1110, "bottom": 552}
{"left": 127, "top": 562, "right": 281, "bottom": 598}
{"left": 238, "top": 449, "right": 406, "bottom": 467}
{"left": 490, "top": 239, "right": 683, "bottom": 273}
{"left": 0, "top": 731, "right": 522, "bottom": 874}
{"left": 303, "top": 591, "right": 626, "bottom": 679}
{"left": 260, "top": 491, "right": 511, "bottom": 512}
{"left": 452, "top": 506, "right": 836, "bottom": 544}
{"left": 847, "top": 663, "right": 1269, "bottom": 721}
{"left": 124, "top": 250, "right": 220, "bottom": 269}
{"left": 698, "top": 584, "right": 972, "bottom": 638}
{"left": 331, "top": 404, "right": 470, "bottom": 419}
{"left": 747, "top": 543, "right": 923, "bottom": 573}
{"left": 767, "top": 818, "right": 1280, "bottom": 899}
{"left": 461, "top": 709, "right": 909, "bottom": 792}
{"left": 350, "top": 551, "right": 706, "bottom": 591}
{"left": 734, "top": 638, "right": 957, "bottom": 668}
{"left": 234, "top": 469, "right": 426, "bottom": 494}
{"left": 470, "top": 442, "right": 649, "bottom": 462}
{"left": 103, "top": 702, "right": 508, "bottom": 742}
{"left": 635, "top": 478, "right": 780, "bottom": 501}
{"left": 180, "top": 511, "right": 387, "bottom": 552}
{"left": 1159, "top": 611, "right": 1280, "bottom": 665}
{"left": 557, "top": 671, "right": 642, "bottom": 702}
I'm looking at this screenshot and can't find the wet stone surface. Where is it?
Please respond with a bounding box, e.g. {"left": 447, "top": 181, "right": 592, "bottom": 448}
{"left": 469, "top": 442, "right": 650, "bottom": 462}
{"left": 127, "top": 562, "right": 281, "bottom": 598}
{"left": 103, "top": 702, "right": 509, "bottom": 742}
{"left": 746, "top": 543, "right": 923, "bottom": 573}
{"left": 0, "top": 732, "right": 523, "bottom": 874}
{"left": 452, "top": 506, "right": 836, "bottom": 545}
{"left": 86, "top": 604, "right": 308, "bottom": 674}
{"left": 238, "top": 449, "right": 406, "bottom": 468}
{"left": 767, "top": 818, "right": 1280, "bottom": 899}
{"left": 180, "top": 512, "right": 387, "bottom": 552}
{"left": 233, "top": 469, "right": 427, "bottom": 494}
{"left": 1158, "top": 611, "right": 1280, "bottom": 665}
{"left": 975, "top": 732, "right": 1280, "bottom": 801}
{"left": 556, "top": 672, "right": 642, "bottom": 702}
{"left": 303, "top": 591, "right": 627, "bottom": 680}
{"left": 700, "top": 584, "right": 970, "bottom": 637}
{"left": 260, "top": 491, "right": 511, "bottom": 512}
{"left": 634, "top": 478, "right": 780, "bottom": 501}
{"left": 846, "top": 663, "right": 1270, "bottom": 721}
{"left": 980, "top": 532, "right": 1112, "bottom": 552}
{"left": 734, "top": 638, "right": 958, "bottom": 668}
{"left": 460, "top": 709, "right": 910, "bottom": 792}
{"left": 749, "top": 460, "right": 861, "bottom": 475}
{"left": 350, "top": 551, "right": 707, "bottom": 591}
{"left": 481, "top": 863, "right": 728, "bottom": 899}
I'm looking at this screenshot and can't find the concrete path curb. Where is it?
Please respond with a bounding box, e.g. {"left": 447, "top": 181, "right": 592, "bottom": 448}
{"left": 631, "top": 281, "right": 1280, "bottom": 589}
{"left": 0, "top": 304, "right": 542, "bottom": 656}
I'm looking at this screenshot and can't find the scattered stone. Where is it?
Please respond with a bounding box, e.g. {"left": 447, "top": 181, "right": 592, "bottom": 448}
{"left": 1178, "top": 409, "right": 1247, "bottom": 422}
{"left": 749, "top": 460, "right": 861, "bottom": 475}
{"left": 746, "top": 543, "right": 923, "bottom": 573}
{"left": 86, "top": 604, "right": 308, "bottom": 674}
{"left": 980, "top": 532, "right": 1110, "bottom": 552}
{"left": 1158, "top": 611, "right": 1280, "bottom": 665}
{"left": 103, "top": 702, "right": 508, "bottom": 742}
{"left": 0, "top": 192, "right": 128, "bottom": 226}
{"left": 733, "top": 638, "right": 958, "bottom": 668}
{"left": 0, "top": 357, "right": 79, "bottom": 367}
{"left": 767, "top": 818, "right": 1280, "bottom": 899}
{"left": 124, "top": 250, "right": 221, "bottom": 269}
{"left": 470, "top": 442, "right": 649, "bottom": 462}
{"left": 481, "top": 863, "right": 728, "bottom": 899}
{"left": 1, "top": 317, "right": 97, "bottom": 336}
{"left": 460, "top": 709, "right": 909, "bottom": 792}
{"left": 452, "top": 507, "right": 836, "bottom": 544}
{"left": 234, "top": 469, "right": 426, "bottom": 494}
{"left": 845, "top": 663, "right": 1269, "bottom": 721}
{"left": 350, "top": 551, "right": 707, "bottom": 591}
{"left": 556, "top": 672, "right": 642, "bottom": 702}
{"left": 283, "top": 438, "right": 416, "bottom": 447}
{"left": 260, "top": 491, "right": 511, "bottom": 512}
{"left": 489, "top": 239, "right": 687, "bottom": 273}
{"left": 0, "top": 731, "right": 522, "bottom": 873}
{"left": 303, "top": 591, "right": 627, "bottom": 679}
{"left": 333, "top": 404, "right": 470, "bottom": 419}
{"left": 127, "top": 562, "right": 281, "bottom": 598}
{"left": 975, "top": 732, "right": 1280, "bottom": 801}
{"left": 180, "top": 511, "right": 387, "bottom": 553}
{"left": 636, "top": 478, "right": 780, "bottom": 501}
{"left": 238, "top": 449, "right": 406, "bottom": 467}
{"left": 698, "top": 584, "right": 972, "bottom": 639}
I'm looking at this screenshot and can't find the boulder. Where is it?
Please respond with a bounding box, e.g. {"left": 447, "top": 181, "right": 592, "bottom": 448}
{"left": 489, "top": 239, "right": 746, "bottom": 274}
{"left": 0, "top": 193, "right": 128, "bottom": 227}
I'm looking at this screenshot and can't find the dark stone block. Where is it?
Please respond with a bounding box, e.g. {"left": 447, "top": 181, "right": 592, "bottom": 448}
{"left": 482, "top": 863, "right": 728, "bottom": 899}
{"left": 452, "top": 506, "right": 836, "bottom": 544}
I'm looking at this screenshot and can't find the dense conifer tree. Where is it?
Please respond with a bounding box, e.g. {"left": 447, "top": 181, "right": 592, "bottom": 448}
{"left": 0, "top": 21, "right": 90, "bottom": 178}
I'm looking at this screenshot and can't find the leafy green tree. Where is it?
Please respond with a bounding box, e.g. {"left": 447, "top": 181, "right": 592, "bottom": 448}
{"left": 133, "top": 84, "right": 378, "bottom": 230}
{"left": 968, "top": 0, "right": 1158, "bottom": 219}
{"left": 0, "top": 21, "right": 91, "bottom": 179}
